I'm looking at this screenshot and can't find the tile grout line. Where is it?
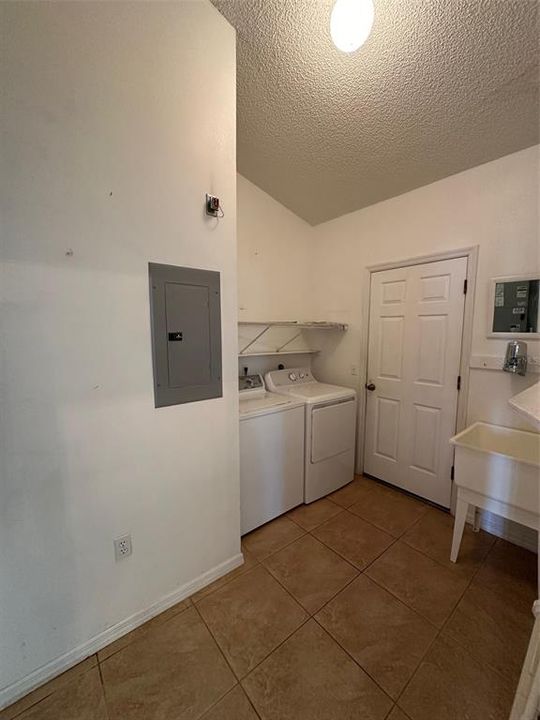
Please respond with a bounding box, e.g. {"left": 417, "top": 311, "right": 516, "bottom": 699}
{"left": 237, "top": 613, "right": 314, "bottom": 710}
{"left": 309, "top": 520, "right": 447, "bottom": 705}
{"left": 193, "top": 559, "right": 317, "bottom": 693}
{"left": 194, "top": 553, "right": 341, "bottom": 691}
{"left": 191, "top": 603, "right": 263, "bottom": 719}
{"left": 194, "top": 558, "right": 345, "bottom": 701}
{"left": 251, "top": 486, "right": 454, "bottom": 641}
{"left": 191, "top": 554, "right": 261, "bottom": 605}
{"left": 297, "top": 491, "right": 502, "bottom": 712}
{"left": 2, "top": 690, "right": 57, "bottom": 720}
{"left": 195, "top": 514, "right": 310, "bottom": 606}
{"left": 4, "top": 484, "right": 528, "bottom": 720}
{"left": 393, "top": 526, "right": 499, "bottom": 710}
{"left": 363, "top": 529, "right": 478, "bottom": 638}
{"left": 243, "top": 529, "right": 409, "bottom": 704}
{"left": 192, "top": 602, "right": 241, "bottom": 681}
{"left": 348, "top": 505, "right": 429, "bottom": 541}
{"left": 313, "top": 519, "right": 443, "bottom": 633}
{"left": 289, "top": 485, "right": 429, "bottom": 571}
{"left": 244, "top": 519, "right": 308, "bottom": 563}
{"left": 225, "top": 479, "right": 445, "bottom": 614}
{"left": 288, "top": 507, "right": 348, "bottom": 535}
{"left": 423, "top": 535, "right": 530, "bottom": 690}
{"left": 242, "top": 615, "right": 314, "bottom": 687}
{"left": 304, "top": 501, "right": 434, "bottom": 626}
{"left": 310, "top": 613, "right": 396, "bottom": 706}
{"left": 95, "top": 600, "right": 192, "bottom": 664}
{"left": 2, "top": 657, "right": 100, "bottom": 720}
{"left": 349, "top": 498, "right": 496, "bottom": 588}
{"left": 202, "top": 482, "right": 421, "bottom": 611}
{"left": 202, "top": 684, "right": 262, "bottom": 720}
{"left": 96, "top": 659, "right": 112, "bottom": 720}
{"left": 191, "top": 518, "right": 360, "bottom": 603}
{"left": 362, "top": 569, "right": 441, "bottom": 632}
{"left": 260, "top": 537, "right": 362, "bottom": 616}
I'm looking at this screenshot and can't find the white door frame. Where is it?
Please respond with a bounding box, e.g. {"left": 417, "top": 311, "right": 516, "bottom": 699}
{"left": 357, "top": 245, "right": 479, "bottom": 501}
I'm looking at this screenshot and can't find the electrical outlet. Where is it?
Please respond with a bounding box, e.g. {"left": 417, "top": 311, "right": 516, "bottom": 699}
{"left": 351, "top": 365, "right": 358, "bottom": 376}
{"left": 114, "top": 534, "right": 132, "bottom": 561}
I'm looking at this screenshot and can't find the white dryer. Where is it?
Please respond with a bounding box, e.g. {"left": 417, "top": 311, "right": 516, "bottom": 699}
{"left": 239, "top": 375, "right": 305, "bottom": 534}
{"left": 265, "top": 368, "right": 357, "bottom": 503}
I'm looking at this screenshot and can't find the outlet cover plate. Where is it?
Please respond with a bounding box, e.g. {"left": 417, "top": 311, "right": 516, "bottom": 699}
{"left": 114, "top": 534, "right": 132, "bottom": 561}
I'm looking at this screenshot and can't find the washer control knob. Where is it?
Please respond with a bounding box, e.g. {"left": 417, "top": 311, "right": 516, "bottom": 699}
{"left": 299, "top": 372, "right": 305, "bottom": 379}
{"left": 288, "top": 372, "right": 297, "bottom": 381}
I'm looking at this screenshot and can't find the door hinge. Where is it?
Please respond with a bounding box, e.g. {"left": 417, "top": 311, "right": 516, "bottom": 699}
{"left": 457, "top": 375, "right": 461, "bottom": 391}
{"left": 451, "top": 465, "right": 455, "bottom": 481}
{"left": 463, "top": 279, "right": 468, "bottom": 295}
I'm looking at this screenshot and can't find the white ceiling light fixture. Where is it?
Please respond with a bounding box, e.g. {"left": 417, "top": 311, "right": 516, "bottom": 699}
{"left": 330, "top": 0, "right": 374, "bottom": 53}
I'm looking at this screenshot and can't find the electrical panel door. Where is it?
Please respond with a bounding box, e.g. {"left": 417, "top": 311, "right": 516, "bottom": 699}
{"left": 149, "top": 263, "right": 222, "bottom": 407}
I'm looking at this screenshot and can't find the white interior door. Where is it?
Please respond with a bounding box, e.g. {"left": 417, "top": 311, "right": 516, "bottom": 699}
{"left": 364, "top": 257, "right": 468, "bottom": 507}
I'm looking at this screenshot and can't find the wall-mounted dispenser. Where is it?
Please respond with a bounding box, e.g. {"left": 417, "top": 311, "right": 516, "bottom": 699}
{"left": 503, "top": 340, "right": 528, "bottom": 376}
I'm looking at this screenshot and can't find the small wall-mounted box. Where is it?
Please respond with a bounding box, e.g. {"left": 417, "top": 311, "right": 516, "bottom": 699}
{"left": 149, "top": 263, "right": 222, "bottom": 407}
{"left": 206, "top": 194, "right": 221, "bottom": 217}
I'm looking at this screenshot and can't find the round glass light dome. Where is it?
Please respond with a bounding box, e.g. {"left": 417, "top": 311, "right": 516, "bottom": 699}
{"left": 330, "top": 0, "right": 375, "bottom": 53}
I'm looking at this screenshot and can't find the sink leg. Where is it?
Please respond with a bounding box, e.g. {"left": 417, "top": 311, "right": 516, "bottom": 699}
{"left": 451, "top": 496, "right": 468, "bottom": 563}
{"left": 472, "top": 507, "right": 480, "bottom": 533}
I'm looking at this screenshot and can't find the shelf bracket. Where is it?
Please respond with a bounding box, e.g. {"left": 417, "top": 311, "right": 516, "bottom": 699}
{"left": 275, "top": 331, "right": 303, "bottom": 352}
{"left": 239, "top": 324, "right": 271, "bottom": 355}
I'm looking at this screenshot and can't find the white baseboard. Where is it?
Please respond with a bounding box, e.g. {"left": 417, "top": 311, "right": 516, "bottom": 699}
{"left": 467, "top": 507, "right": 538, "bottom": 553}
{"left": 0, "top": 552, "right": 244, "bottom": 711}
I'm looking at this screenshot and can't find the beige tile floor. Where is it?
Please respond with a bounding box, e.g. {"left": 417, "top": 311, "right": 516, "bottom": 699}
{"left": 2, "top": 475, "right": 537, "bottom": 720}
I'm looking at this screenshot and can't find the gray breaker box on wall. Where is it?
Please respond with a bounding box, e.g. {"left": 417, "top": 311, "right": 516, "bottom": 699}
{"left": 149, "top": 263, "right": 222, "bottom": 407}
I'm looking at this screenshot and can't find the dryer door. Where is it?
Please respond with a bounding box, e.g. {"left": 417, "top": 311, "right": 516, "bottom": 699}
{"left": 311, "top": 398, "right": 356, "bottom": 463}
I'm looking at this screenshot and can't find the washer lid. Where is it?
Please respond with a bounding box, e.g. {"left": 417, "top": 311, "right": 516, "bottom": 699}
{"left": 239, "top": 392, "right": 304, "bottom": 418}
{"left": 272, "top": 383, "right": 356, "bottom": 405}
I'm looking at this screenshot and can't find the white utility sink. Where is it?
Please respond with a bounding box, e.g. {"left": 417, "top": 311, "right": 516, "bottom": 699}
{"left": 449, "top": 422, "right": 539, "bottom": 571}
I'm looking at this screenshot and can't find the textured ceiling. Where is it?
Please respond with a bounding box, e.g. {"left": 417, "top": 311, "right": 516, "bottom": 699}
{"left": 211, "top": 0, "right": 539, "bottom": 225}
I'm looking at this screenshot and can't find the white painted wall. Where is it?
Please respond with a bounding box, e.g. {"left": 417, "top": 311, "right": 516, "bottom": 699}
{"left": 1, "top": 0, "right": 239, "bottom": 706}
{"left": 237, "top": 174, "right": 315, "bottom": 376}
{"left": 237, "top": 149, "right": 540, "bottom": 420}
{"left": 309, "top": 146, "right": 540, "bottom": 430}
{"left": 309, "top": 146, "right": 539, "bottom": 548}
{"left": 237, "top": 146, "right": 539, "bottom": 547}
{"left": 237, "top": 174, "right": 313, "bottom": 322}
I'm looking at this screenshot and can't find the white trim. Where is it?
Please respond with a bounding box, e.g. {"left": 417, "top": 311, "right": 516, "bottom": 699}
{"left": 0, "top": 552, "right": 244, "bottom": 711}
{"left": 357, "top": 269, "right": 372, "bottom": 472}
{"left": 486, "top": 273, "right": 540, "bottom": 339}
{"left": 470, "top": 354, "right": 540, "bottom": 374}
{"left": 357, "top": 245, "right": 479, "bottom": 488}
{"left": 365, "top": 246, "right": 479, "bottom": 273}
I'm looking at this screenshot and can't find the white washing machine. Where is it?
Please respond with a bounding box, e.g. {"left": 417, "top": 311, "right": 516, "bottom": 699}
{"left": 265, "top": 368, "right": 357, "bottom": 503}
{"left": 239, "top": 374, "right": 305, "bottom": 534}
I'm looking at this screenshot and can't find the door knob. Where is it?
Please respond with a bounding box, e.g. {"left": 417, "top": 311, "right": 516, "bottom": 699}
{"left": 365, "top": 382, "right": 376, "bottom": 391}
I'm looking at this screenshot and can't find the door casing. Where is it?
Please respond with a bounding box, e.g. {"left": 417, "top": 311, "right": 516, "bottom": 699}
{"left": 358, "top": 246, "right": 479, "bottom": 511}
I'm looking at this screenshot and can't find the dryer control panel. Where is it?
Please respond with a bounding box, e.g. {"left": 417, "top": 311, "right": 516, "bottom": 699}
{"left": 266, "top": 368, "right": 314, "bottom": 387}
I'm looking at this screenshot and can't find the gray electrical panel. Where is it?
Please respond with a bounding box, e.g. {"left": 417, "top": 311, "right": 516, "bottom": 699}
{"left": 149, "top": 263, "right": 222, "bottom": 407}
